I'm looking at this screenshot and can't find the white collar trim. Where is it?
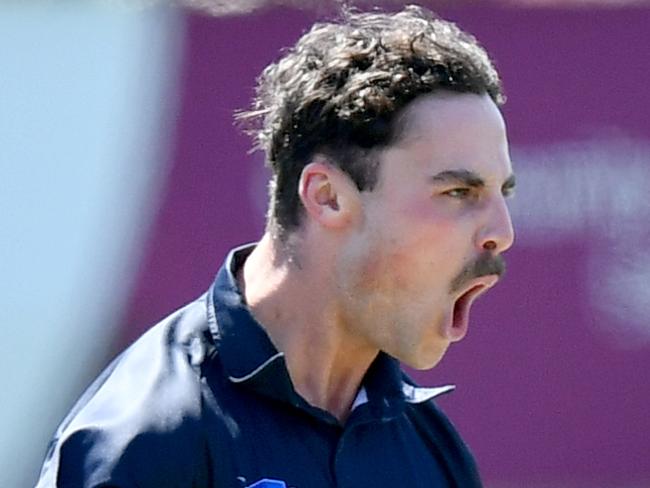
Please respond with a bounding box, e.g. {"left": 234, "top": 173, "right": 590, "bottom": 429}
{"left": 402, "top": 383, "right": 456, "bottom": 403}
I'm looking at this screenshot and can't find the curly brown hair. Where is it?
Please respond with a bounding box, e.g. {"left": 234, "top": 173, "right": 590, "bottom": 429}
{"left": 238, "top": 5, "right": 505, "bottom": 238}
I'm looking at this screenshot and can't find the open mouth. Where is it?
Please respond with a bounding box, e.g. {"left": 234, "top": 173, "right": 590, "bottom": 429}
{"left": 448, "top": 276, "right": 498, "bottom": 341}
{"left": 453, "top": 285, "right": 485, "bottom": 328}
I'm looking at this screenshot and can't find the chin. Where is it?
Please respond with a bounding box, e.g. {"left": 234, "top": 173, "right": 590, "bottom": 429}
{"left": 401, "top": 346, "right": 449, "bottom": 371}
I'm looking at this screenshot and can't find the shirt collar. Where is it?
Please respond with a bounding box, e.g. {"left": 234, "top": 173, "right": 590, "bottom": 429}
{"left": 207, "top": 243, "right": 455, "bottom": 422}
{"left": 208, "top": 244, "right": 298, "bottom": 404}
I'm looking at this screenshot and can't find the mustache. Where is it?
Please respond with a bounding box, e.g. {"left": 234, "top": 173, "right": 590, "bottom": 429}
{"left": 450, "top": 253, "right": 506, "bottom": 294}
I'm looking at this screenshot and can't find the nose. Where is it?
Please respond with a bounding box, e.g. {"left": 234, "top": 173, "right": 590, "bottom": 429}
{"left": 477, "top": 196, "right": 515, "bottom": 254}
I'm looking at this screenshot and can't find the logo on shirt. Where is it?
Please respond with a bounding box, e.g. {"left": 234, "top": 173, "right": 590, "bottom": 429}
{"left": 246, "top": 479, "right": 288, "bottom": 488}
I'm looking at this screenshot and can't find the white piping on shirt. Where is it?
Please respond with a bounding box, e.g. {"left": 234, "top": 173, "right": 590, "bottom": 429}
{"left": 228, "top": 352, "right": 286, "bottom": 383}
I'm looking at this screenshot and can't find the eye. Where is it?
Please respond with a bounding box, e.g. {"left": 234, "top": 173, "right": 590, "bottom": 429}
{"left": 444, "top": 188, "right": 471, "bottom": 199}
{"left": 502, "top": 186, "right": 516, "bottom": 198}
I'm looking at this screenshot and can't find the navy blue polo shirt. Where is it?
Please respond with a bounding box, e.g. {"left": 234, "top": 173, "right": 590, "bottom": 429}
{"left": 36, "top": 245, "right": 483, "bottom": 488}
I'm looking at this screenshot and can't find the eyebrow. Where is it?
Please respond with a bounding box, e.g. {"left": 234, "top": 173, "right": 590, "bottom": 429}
{"left": 431, "top": 169, "right": 485, "bottom": 187}
{"left": 430, "top": 169, "right": 516, "bottom": 192}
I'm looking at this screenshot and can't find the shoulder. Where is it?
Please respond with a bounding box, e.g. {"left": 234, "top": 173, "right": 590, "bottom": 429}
{"left": 36, "top": 293, "right": 217, "bottom": 487}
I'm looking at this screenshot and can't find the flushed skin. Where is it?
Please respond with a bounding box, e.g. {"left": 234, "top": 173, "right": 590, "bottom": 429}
{"left": 334, "top": 92, "right": 515, "bottom": 370}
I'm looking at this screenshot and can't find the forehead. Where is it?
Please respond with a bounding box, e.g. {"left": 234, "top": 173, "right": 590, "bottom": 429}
{"left": 387, "top": 92, "right": 513, "bottom": 183}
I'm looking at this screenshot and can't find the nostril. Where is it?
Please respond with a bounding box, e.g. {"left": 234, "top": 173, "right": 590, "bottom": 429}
{"left": 483, "top": 240, "right": 497, "bottom": 251}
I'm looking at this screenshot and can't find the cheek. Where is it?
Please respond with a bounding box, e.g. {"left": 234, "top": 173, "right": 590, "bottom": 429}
{"left": 402, "top": 197, "right": 458, "bottom": 225}
{"left": 362, "top": 225, "right": 454, "bottom": 290}
{"left": 397, "top": 202, "right": 463, "bottom": 254}
{"left": 392, "top": 207, "right": 472, "bottom": 285}
{"left": 354, "top": 197, "right": 468, "bottom": 289}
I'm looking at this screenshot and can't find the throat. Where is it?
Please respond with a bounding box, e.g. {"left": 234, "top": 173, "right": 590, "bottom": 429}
{"left": 283, "top": 345, "right": 377, "bottom": 424}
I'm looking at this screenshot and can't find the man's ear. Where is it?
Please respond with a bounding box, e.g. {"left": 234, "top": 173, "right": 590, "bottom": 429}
{"left": 298, "top": 158, "right": 360, "bottom": 230}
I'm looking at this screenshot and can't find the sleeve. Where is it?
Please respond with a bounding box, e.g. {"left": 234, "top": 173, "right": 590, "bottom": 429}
{"left": 36, "top": 422, "right": 211, "bottom": 488}
{"left": 34, "top": 302, "right": 214, "bottom": 488}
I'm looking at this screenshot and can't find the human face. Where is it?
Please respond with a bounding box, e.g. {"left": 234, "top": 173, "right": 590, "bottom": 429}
{"left": 337, "top": 93, "right": 515, "bottom": 370}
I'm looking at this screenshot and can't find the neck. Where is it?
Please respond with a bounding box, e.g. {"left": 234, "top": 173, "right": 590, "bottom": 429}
{"left": 240, "top": 233, "right": 377, "bottom": 422}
